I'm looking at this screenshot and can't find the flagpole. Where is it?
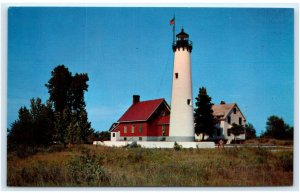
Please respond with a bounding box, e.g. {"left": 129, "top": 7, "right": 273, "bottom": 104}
{"left": 173, "top": 16, "right": 175, "bottom": 45}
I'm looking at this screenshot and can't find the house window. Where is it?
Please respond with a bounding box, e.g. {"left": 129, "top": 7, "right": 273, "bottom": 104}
{"left": 227, "top": 116, "right": 231, "bottom": 124}
{"left": 233, "top": 108, "right": 237, "bottom": 114}
{"left": 131, "top": 125, "right": 135, "bottom": 133}
{"left": 113, "top": 133, "right": 115, "bottom": 137}
{"left": 175, "top": 73, "right": 178, "bottom": 79}
{"left": 239, "top": 117, "right": 242, "bottom": 125}
{"left": 124, "top": 137, "right": 127, "bottom": 141}
{"left": 162, "top": 125, "right": 166, "bottom": 136}
{"left": 139, "top": 137, "right": 142, "bottom": 141}
{"left": 139, "top": 124, "right": 143, "bottom": 133}
{"left": 124, "top": 126, "right": 127, "bottom": 133}
{"left": 187, "top": 99, "right": 191, "bottom": 105}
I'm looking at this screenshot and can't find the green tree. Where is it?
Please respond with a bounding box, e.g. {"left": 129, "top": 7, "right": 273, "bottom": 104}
{"left": 8, "top": 107, "right": 32, "bottom": 146}
{"left": 98, "top": 131, "right": 111, "bottom": 141}
{"left": 71, "top": 73, "right": 89, "bottom": 113}
{"left": 78, "top": 110, "right": 93, "bottom": 143}
{"left": 45, "top": 65, "right": 91, "bottom": 145}
{"left": 194, "top": 87, "right": 217, "bottom": 140}
{"left": 245, "top": 123, "right": 256, "bottom": 139}
{"left": 262, "top": 115, "right": 293, "bottom": 140}
{"left": 8, "top": 98, "right": 54, "bottom": 148}
{"left": 45, "top": 65, "right": 73, "bottom": 113}
{"left": 30, "top": 98, "right": 54, "bottom": 145}
{"left": 285, "top": 126, "right": 293, "bottom": 140}
{"left": 66, "top": 112, "right": 82, "bottom": 144}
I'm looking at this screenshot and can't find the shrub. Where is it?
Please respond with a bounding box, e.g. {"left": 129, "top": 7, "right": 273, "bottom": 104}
{"left": 174, "top": 142, "right": 182, "bottom": 151}
{"left": 67, "top": 149, "right": 109, "bottom": 185}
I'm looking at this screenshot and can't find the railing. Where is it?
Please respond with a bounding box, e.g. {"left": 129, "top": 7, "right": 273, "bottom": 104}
{"left": 172, "top": 40, "right": 193, "bottom": 52}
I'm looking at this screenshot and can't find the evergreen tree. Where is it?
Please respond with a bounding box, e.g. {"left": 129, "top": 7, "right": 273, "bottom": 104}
{"left": 8, "top": 107, "right": 32, "bottom": 146}
{"left": 8, "top": 65, "right": 92, "bottom": 147}
{"left": 194, "top": 87, "right": 217, "bottom": 140}
{"left": 263, "top": 116, "right": 285, "bottom": 139}
{"left": 45, "top": 65, "right": 73, "bottom": 113}
{"left": 78, "top": 110, "right": 93, "bottom": 143}
{"left": 262, "top": 115, "right": 293, "bottom": 140}
{"left": 245, "top": 123, "right": 256, "bottom": 139}
{"left": 66, "top": 112, "right": 82, "bottom": 144}
{"left": 8, "top": 98, "right": 54, "bottom": 147}
{"left": 71, "top": 73, "right": 89, "bottom": 113}
{"left": 285, "top": 126, "right": 293, "bottom": 140}
{"left": 45, "top": 65, "right": 91, "bottom": 144}
{"left": 30, "top": 98, "right": 54, "bottom": 146}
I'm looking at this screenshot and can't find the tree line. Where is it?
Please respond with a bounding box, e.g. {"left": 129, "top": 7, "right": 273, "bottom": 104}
{"left": 8, "top": 65, "right": 108, "bottom": 149}
{"left": 194, "top": 87, "right": 293, "bottom": 141}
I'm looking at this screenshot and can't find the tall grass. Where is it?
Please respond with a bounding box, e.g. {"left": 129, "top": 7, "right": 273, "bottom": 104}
{"left": 7, "top": 145, "right": 293, "bottom": 186}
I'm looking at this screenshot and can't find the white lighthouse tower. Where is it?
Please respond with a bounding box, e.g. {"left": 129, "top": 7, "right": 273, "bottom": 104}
{"left": 169, "top": 28, "right": 195, "bottom": 142}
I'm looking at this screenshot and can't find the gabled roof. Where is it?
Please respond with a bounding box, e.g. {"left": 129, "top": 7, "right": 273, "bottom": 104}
{"left": 212, "top": 103, "right": 246, "bottom": 121}
{"left": 212, "top": 103, "right": 236, "bottom": 119}
{"left": 118, "top": 98, "right": 168, "bottom": 122}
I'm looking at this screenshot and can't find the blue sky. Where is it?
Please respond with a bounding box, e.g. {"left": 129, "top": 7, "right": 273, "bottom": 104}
{"left": 8, "top": 7, "right": 294, "bottom": 135}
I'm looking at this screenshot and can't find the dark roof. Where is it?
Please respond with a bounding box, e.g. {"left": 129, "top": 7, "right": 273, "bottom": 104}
{"left": 176, "top": 28, "right": 189, "bottom": 38}
{"left": 118, "top": 98, "right": 167, "bottom": 122}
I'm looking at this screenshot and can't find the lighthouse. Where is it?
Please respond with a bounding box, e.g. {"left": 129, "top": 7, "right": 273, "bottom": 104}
{"left": 168, "top": 28, "right": 195, "bottom": 142}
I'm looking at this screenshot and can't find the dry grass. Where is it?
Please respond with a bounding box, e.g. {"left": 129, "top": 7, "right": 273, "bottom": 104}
{"left": 7, "top": 145, "right": 293, "bottom": 187}
{"left": 245, "top": 138, "right": 293, "bottom": 146}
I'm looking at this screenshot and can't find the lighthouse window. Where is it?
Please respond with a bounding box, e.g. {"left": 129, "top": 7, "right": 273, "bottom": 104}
{"left": 175, "top": 73, "right": 178, "bottom": 79}
{"left": 187, "top": 99, "right": 191, "bottom": 105}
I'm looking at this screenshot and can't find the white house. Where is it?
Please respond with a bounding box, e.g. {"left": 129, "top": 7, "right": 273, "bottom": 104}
{"left": 212, "top": 102, "right": 246, "bottom": 144}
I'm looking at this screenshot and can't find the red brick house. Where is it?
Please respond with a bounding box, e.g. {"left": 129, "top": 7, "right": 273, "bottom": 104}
{"left": 109, "top": 95, "right": 170, "bottom": 141}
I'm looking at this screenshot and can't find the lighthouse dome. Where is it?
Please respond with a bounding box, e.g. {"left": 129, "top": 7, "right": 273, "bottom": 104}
{"left": 176, "top": 28, "right": 189, "bottom": 39}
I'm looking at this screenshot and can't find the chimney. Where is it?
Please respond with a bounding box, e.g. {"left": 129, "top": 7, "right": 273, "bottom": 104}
{"left": 133, "top": 95, "right": 140, "bottom": 104}
{"left": 220, "top": 101, "right": 226, "bottom": 104}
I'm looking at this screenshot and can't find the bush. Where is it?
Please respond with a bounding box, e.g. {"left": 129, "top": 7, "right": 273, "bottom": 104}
{"left": 174, "top": 142, "right": 182, "bottom": 151}
{"left": 68, "top": 149, "right": 109, "bottom": 185}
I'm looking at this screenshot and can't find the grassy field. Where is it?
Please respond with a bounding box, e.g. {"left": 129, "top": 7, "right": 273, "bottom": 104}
{"left": 7, "top": 144, "right": 293, "bottom": 187}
